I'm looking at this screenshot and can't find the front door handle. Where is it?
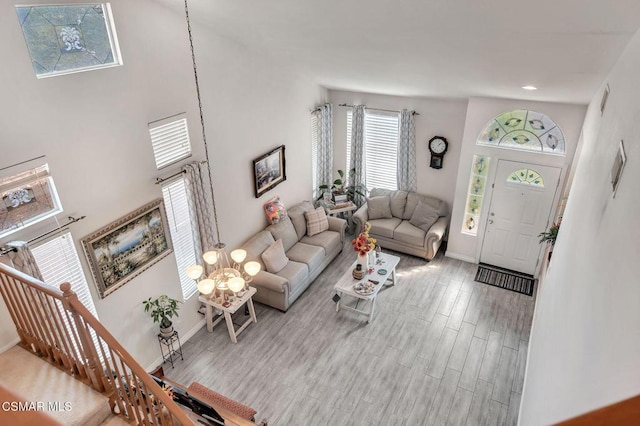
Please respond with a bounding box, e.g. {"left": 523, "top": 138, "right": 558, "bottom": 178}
{"left": 488, "top": 219, "right": 494, "bottom": 224}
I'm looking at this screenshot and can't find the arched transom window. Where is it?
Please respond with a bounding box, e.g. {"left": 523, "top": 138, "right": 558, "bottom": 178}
{"left": 477, "top": 110, "right": 565, "bottom": 155}
{"left": 507, "top": 169, "right": 544, "bottom": 187}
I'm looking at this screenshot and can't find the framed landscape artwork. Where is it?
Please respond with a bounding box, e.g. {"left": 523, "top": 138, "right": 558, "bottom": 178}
{"left": 253, "top": 145, "right": 286, "bottom": 198}
{"left": 81, "top": 199, "right": 172, "bottom": 298}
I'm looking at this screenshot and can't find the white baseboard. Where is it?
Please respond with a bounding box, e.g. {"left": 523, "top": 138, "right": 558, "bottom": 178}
{"left": 0, "top": 337, "right": 20, "bottom": 354}
{"left": 146, "top": 318, "right": 206, "bottom": 371}
{"left": 445, "top": 251, "right": 476, "bottom": 263}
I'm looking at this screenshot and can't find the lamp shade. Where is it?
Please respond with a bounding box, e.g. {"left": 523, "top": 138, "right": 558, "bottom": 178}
{"left": 244, "top": 261, "right": 261, "bottom": 277}
{"left": 203, "top": 251, "right": 218, "bottom": 265}
{"left": 228, "top": 276, "right": 245, "bottom": 293}
{"left": 197, "top": 278, "right": 216, "bottom": 295}
{"left": 230, "top": 249, "right": 247, "bottom": 264}
{"left": 185, "top": 264, "right": 203, "bottom": 280}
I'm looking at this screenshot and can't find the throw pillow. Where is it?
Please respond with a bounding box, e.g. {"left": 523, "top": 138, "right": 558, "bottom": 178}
{"left": 261, "top": 239, "right": 289, "bottom": 273}
{"left": 305, "top": 207, "right": 329, "bottom": 236}
{"left": 367, "top": 196, "right": 392, "bottom": 219}
{"left": 263, "top": 196, "right": 287, "bottom": 225}
{"left": 409, "top": 201, "right": 440, "bottom": 232}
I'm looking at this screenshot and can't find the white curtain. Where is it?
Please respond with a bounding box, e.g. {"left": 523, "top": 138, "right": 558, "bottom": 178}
{"left": 183, "top": 162, "right": 218, "bottom": 273}
{"left": 397, "top": 109, "right": 417, "bottom": 192}
{"left": 349, "top": 105, "right": 366, "bottom": 206}
{"left": 5, "top": 241, "right": 43, "bottom": 280}
{"left": 314, "top": 103, "right": 333, "bottom": 198}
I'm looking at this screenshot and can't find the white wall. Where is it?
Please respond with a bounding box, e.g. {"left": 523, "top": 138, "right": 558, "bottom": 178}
{"left": 519, "top": 30, "right": 640, "bottom": 425}
{"left": 0, "top": 0, "right": 325, "bottom": 367}
{"left": 446, "top": 97, "right": 586, "bottom": 264}
{"left": 328, "top": 90, "right": 468, "bottom": 213}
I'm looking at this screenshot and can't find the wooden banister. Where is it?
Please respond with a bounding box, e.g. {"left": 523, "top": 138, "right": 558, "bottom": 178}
{"left": 555, "top": 395, "right": 640, "bottom": 425}
{"left": 0, "top": 263, "right": 193, "bottom": 425}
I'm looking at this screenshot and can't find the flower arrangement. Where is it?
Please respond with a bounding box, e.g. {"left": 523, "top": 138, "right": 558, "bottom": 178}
{"left": 538, "top": 221, "right": 561, "bottom": 246}
{"left": 351, "top": 222, "right": 376, "bottom": 255}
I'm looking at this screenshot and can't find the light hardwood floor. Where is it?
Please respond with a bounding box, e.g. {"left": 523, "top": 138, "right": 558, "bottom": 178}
{"left": 166, "top": 243, "right": 536, "bottom": 425}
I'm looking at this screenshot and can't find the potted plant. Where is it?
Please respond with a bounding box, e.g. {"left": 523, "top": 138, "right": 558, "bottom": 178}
{"left": 318, "top": 168, "right": 366, "bottom": 202}
{"left": 143, "top": 295, "right": 181, "bottom": 337}
{"left": 538, "top": 221, "right": 561, "bottom": 246}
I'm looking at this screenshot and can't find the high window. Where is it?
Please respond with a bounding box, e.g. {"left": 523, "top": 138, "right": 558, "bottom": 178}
{"left": 16, "top": 3, "right": 122, "bottom": 78}
{"left": 477, "top": 109, "right": 565, "bottom": 156}
{"left": 0, "top": 165, "right": 63, "bottom": 239}
{"left": 149, "top": 114, "right": 198, "bottom": 300}
{"left": 346, "top": 110, "right": 400, "bottom": 191}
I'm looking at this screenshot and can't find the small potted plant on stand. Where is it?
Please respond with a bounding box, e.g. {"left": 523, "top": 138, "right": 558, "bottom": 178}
{"left": 143, "top": 295, "right": 181, "bottom": 337}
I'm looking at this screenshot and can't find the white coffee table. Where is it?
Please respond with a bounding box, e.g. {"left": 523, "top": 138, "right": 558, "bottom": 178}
{"left": 199, "top": 286, "right": 257, "bottom": 343}
{"left": 334, "top": 252, "right": 400, "bottom": 323}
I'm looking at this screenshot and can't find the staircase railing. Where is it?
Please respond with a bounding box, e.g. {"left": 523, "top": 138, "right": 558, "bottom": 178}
{"left": 0, "top": 263, "right": 193, "bottom": 425}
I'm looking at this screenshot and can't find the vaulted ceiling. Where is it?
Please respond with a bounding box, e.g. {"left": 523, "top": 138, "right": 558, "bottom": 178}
{"left": 159, "top": 0, "right": 640, "bottom": 104}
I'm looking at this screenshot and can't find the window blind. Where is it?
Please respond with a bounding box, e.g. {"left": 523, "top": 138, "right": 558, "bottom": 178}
{"left": 364, "top": 111, "right": 399, "bottom": 191}
{"left": 31, "top": 232, "right": 102, "bottom": 358}
{"left": 345, "top": 109, "right": 399, "bottom": 191}
{"left": 149, "top": 114, "right": 192, "bottom": 170}
{"left": 162, "top": 177, "right": 198, "bottom": 300}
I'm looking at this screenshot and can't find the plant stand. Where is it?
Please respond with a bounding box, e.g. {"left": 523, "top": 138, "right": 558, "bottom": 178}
{"left": 157, "top": 330, "right": 183, "bottom": 368}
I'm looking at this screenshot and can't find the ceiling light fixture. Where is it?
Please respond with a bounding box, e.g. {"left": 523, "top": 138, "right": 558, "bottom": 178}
{"left": 522, "top": 85, "right": 538, "bottom": 91}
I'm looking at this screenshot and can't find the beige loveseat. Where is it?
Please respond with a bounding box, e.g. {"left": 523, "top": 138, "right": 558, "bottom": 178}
{"left": 352, "top": 188, "right": 449, "bottom": 260}
{"left": 238, "top": 201, "right": 347, "bottom": 311}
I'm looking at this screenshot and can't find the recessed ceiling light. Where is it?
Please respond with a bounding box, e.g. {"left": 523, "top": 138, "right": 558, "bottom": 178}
{"left": 522, "top": 85, "right": 538, "bottom": 91}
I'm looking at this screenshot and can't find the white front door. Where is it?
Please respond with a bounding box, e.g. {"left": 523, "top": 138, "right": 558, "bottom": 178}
{"left": 480, "top": 160, "right": 561, "bottom": 275}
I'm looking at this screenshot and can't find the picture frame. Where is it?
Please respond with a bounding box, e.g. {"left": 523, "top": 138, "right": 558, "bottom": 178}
{"left": 253, "top": 145, "right": 286, "bottom": 198}
{"left": 81, "top": 199, "right": 172, "bottom": 299}
{"left": 611, "top": 140, "right": 626, "bottom": 197}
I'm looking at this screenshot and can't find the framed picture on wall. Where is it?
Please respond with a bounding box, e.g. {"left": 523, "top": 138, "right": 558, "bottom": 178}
{"left": 253, "top": 145, "right": 286, "bottom": 198}
{"left": 611, "top": 140, "right": 626, "bottom": 197}
{"left": 81, "top": 199, "right": 172, "bottom": 298}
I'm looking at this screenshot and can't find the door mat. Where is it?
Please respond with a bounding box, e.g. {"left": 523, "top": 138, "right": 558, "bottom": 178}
{"left": 475, "top": 263, "right": 535, "bottom": 296}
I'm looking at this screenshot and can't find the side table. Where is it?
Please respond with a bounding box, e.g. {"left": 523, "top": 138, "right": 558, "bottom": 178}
{"left": 199, "top": 286, "right": 257, "bottom": 343}
{"left": 157, "top": 330, "right": 183, "bottom": 368}
{"left": 319, "top": 200, "right": 357, "bottom": 232}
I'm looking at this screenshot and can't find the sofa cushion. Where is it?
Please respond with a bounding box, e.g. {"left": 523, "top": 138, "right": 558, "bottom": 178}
{"left": 305, "top": 207, "right": 329, "bottom": 236}
{"left": 409, "top": 201, "right": 440, "bottom": 232}
{"left": 267, "top": 216, "right": 298, "bottom": 252}
{"left": 286, "top": 242, "right": 324, "bottom": 273}
{"left": 287, "top": 201, "right": 315, "bottom": 240}
{"left": 241, "top": 230, "right": 276, "bottom": 270}
{"left": 394, "top": 221, "right": 426, "bottom": 247}
{"left": 404, "top": 192, "right": 447, "bottom": 220}
{"left": 301, "top": 230, "right": 342, "bottom": 256}
{"left": 276, "top": 260, "right": 308, "bottom": 294}
{"left": 367, "top": 196, "right": 392, "bottom": 219}
{"left": 261, "top": 239, "right": 289, "bottom": 273}
{"left": 368, "top": 218, "right": 402, "bottom": 238}
{"left": 370, "top": 188, "right": 408, "bottom": 218}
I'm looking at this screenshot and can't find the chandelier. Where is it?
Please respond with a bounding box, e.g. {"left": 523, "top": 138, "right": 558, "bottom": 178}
{"left": 186, "top": 243, "right": 261, "bottom": 302}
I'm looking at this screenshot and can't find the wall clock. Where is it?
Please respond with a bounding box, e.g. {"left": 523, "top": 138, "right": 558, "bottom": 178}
{"left": 428, "top": 136, "right": 448, "bottom": 169}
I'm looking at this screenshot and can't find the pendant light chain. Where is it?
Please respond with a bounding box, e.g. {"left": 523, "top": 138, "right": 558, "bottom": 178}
{"left": 184, "top": 0, "right": 222, "bottom": 245}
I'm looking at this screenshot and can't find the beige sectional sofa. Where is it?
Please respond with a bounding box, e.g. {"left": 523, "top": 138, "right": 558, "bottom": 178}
{"left": 352, "top": 188, "right": 449, "bottom": 260}
{"left": 238, "top": 201, "right": 347, "bottom": 311}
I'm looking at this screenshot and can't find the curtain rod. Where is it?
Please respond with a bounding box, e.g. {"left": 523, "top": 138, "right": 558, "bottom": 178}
{"left": 338, "top": 103, "right": 419, "bottom": 116}
{"left": 155, "top": 170, "right": 186, "bottom": 185}
{"left": 0, "top": 215, "right": 86, "bottom": 257}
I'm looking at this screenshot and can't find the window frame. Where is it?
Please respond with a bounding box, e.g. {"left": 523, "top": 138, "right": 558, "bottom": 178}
{"left": 149, "top": 113, "right": 192, "bottom": 170}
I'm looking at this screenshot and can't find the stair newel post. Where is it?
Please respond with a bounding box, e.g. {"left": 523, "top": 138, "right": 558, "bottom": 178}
{"left": 61, "top": 282, "right": 105, "bottom": 393}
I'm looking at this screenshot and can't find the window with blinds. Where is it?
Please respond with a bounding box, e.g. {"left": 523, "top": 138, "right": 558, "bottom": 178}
{"left": 311, "top": 112, "right": 319, "bottom": 198}
{"left": 345, "top": 109, "right": 399, "bottom": 191}
{"left": 149, "top": 114, "right": 192, "bottom": 170}
{"left": 31, "top": 232, "right": 102, "bottom": 358}
{"left": 161, "top": 177, "right": 198, "bottom": 300}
